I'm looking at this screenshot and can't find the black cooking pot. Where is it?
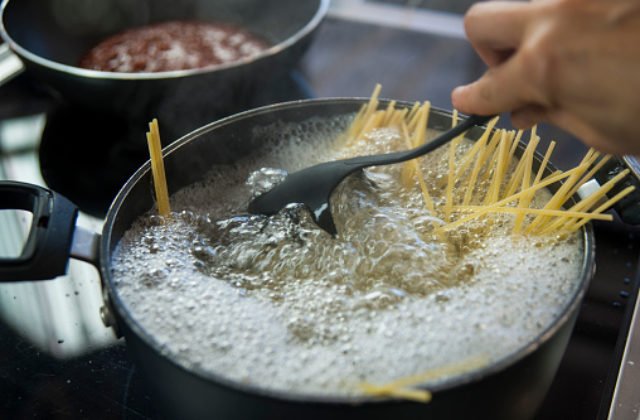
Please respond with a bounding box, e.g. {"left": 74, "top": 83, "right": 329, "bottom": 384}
{"left": 0, "top": 99, "right": 598, "bottom": 420}
{"left": 0, "top": 0, "right": 328, "bottom": 138}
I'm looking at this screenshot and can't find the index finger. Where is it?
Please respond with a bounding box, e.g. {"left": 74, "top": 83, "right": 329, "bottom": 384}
{"left": 451, "top": 52, "right": 546, "bottom": 116}
{"left": 464, "top": 1, "right": 532, "bottom": 66}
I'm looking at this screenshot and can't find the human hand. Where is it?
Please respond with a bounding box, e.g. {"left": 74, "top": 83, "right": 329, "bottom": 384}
{"left": 451, "top": 0, "right": 640, "bottom": 155}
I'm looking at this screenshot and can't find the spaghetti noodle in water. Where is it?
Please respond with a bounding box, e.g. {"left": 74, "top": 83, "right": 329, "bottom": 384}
{"left": 146, "top": 119, "right": 171, "bottom": 217}
{"left": 119, "top": 86, "right": 630, "bottom": 403}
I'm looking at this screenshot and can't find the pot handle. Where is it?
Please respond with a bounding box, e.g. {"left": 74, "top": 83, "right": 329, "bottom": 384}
{"left": 0, "top": 43, "right": 25, "bottom": 87}
{"left": 0, "top": 181, "right": 79, "bottom": 281}
{"left": 593, "top": 157, "right": 640, "bottom": 225}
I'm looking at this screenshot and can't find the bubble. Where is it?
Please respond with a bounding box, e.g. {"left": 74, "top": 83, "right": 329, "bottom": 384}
{"left": 111, "top": 116, "right": 585, "bottom": 398}
{"left": 246, "top": 167, "right": 288, "bottom": 198}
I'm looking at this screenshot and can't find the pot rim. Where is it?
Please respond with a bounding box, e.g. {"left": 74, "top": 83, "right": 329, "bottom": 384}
{"left": 0, "top": 0, "right": 329, "bottom": 81}
{"left": 101, "top": 97, "right": 596, "bottom": 405}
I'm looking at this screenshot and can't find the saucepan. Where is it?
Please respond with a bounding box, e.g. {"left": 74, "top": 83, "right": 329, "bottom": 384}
{"left": 0, "top": 98, "right": 602, "bottom": 419}
{"left": 0, "top": 0, "right": 329, "bottom": 137}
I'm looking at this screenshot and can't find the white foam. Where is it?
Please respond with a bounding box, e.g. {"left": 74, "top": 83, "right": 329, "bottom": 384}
{"left": 111, "top": 115, "right": 585, "bottom": 397}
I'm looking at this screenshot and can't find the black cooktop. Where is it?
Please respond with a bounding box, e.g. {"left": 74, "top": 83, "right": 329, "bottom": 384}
{"left": 1, "top": 15, "right": 639, "bottom": 420}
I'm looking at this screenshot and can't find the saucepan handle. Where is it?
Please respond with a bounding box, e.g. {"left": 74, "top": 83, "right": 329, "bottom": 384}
{"left": 593, "top": 157, "right": 640, "bottom": 225}
{"left": 0, "top": 181, "right": 79, "bottom": 281}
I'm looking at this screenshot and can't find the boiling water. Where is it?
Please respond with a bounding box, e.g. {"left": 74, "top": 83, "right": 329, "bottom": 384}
{"left": 111, "top": 115, "right": 585, "bottom": 397}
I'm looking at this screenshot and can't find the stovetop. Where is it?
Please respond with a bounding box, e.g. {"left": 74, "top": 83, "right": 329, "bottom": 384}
{"left": 1, "top": 2, "right": 640, "bottom": 419}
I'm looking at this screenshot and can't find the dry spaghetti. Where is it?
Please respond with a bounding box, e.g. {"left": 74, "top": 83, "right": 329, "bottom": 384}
{"left": 343, "top": 85, "right": 633, "bottom": 238}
